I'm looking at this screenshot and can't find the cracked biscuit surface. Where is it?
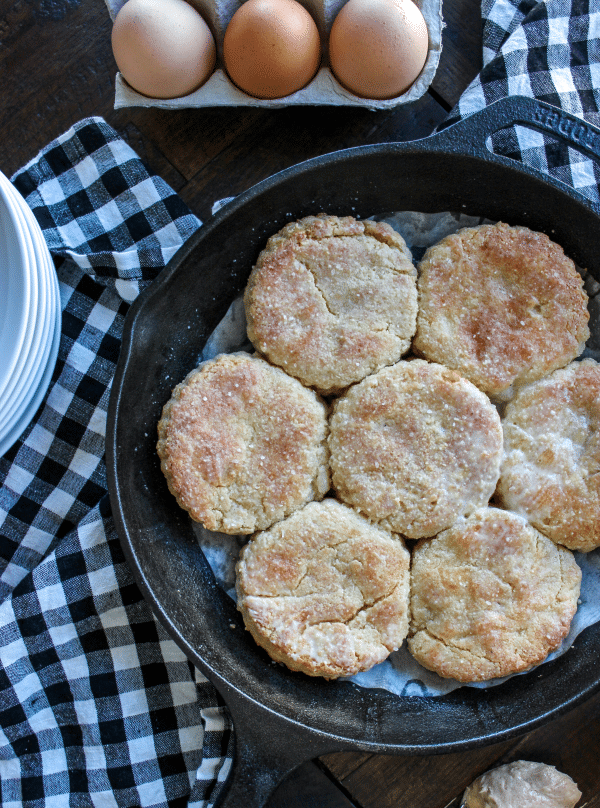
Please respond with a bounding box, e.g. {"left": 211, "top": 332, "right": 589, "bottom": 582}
{"left": 408, "top": 507, "right": 581, "bottom": 682}
{"left": 414, "top": 222, "right": 590, "bottom": 401}
{"left": 236, "top": 498, "right": 411, "bottom": 678}
{"left": 157, "top": 352, "right": 330, "bottom": 535}
{"left": 497, "top": 358, "right": 600, "bottom": 552}
{"left": 244, "top": 213, "right": 418, "bottom": 395}
{"left": 328, "top": 359, "right": 503, "bottom": 538}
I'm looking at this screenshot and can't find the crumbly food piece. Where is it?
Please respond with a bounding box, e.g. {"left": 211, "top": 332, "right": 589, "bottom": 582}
{"left": 157, "top": 352, "right": 330, "bottom": 534}
{"left": 236, "top": 498, "right": 411, "bottom": 678}
{"left": 414, "top": 222, "right": 590, "bottom": 401}
{"left": 408, "top": 508, "right": 581, "bottom": 682}
{"left": 461, "top": 760, "right": 582, "bottom": 808}
{"left": 328, "top": 359, "right": 503, "bottom": 538}
{"left": 244, "top": 213, "right": 418, "bottom": 395}
{"left": 497, "top": 358, "right": 600, "bottom": 552}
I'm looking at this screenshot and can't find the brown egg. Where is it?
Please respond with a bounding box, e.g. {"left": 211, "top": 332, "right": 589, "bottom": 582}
{"left": 329, "top": 0, "right": 429, "bottom": 99}
{"left": 111, "top": 0, "right": 216, "bottom": 99}
{"left": 223, "top": 0, "right": 321, "bottom": 99}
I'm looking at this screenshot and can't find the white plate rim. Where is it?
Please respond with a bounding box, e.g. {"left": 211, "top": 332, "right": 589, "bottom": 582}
{"left": 0, "top": 242, "right": 61, "bottom": 456}
{"left": 0, "top": 172, "right": 32, "bottom": 402}
{"left": 0, "top": 185, "right": 47, "bottom": 427}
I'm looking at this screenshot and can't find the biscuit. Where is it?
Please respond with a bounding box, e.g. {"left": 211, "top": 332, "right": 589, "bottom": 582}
{"left": 328, "top": 359, "right": 503, "bottom": 538}
{"left": 157, "top": 352, "right": 330, "bottom": 534}
{"left": 244, "top": 213, "right": 418, "bottom": 395}
{"left": 236, "top": 498, "right": 411, "bottom": 678}
{"left": 497, "top": 358, "right": 600, "bottom": 552}
{"left": 414, "top": 222, "right": 590, "bottom": 400}
{"left": 462, "top": 760, "right": 582, "bottom": 808}
{"left": 407, "top": 508, "right": 581, "bottom": 682}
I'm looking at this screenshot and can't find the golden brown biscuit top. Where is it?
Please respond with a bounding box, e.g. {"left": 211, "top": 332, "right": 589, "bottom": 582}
{"left": 414, "top": 222, "right": 590, "bottom": 400}
{"left": 498, "top": 358, "right": 600, "bottom": 552}
{"left": 236, "top": 499, "right": 411, "bottom": 678}
{"left": 328, "top": 359, "right": 503, "bottom": 538}
{"left": 408, "top": 508, "right": 582, "bottom": 682}
{"left": 157, "top": 353, "right": 329, "bottom": 534}
{"left": 156, "top": 215, "right": 591, "bottom": 683}
{"left": 244, "top": 214, "right": 418, "bottom": 394}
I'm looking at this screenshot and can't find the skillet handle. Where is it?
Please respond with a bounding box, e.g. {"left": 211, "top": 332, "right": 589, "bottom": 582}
{"left": 213, "top": 683, "right": 344, "bottom": 808}
{"left": 429, "top": 95, "right": 600, "bottom": 170}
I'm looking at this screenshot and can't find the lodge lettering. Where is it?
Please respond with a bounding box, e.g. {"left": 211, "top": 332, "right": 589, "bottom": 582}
{"left": 532, "top": 107, "right": 599, "bottom": 151}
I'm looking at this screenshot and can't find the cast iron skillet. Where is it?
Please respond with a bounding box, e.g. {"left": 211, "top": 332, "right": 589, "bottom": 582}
{"left": 106, "top": 96, "right": 600, "bottom": 808}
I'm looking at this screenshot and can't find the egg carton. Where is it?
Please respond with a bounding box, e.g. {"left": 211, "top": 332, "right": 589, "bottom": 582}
{"left": 105, "top": 0, "right": 443, "bottom": 110}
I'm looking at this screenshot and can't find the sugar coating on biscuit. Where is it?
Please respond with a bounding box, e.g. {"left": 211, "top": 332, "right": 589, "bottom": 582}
{"left": 497, "top": 358, "right": 600, "bottom": 552}
{"left": 414, "top": 222, "right": 590, "bottom": 400}
{"left": 462, "top": 760, "right": 582, "bottom": 808}
{"left": 408, "top": 508, "right": 581, "bottom": 682}
{"left": 236, "top": 499, "right": 411, "bottom": 678}
{"left": 244, "top": 213, "right": 418, "bottom": 395}
{"left": 328, "top": 359, "right": 503, "bottom": 538}
{"left": 157, "top": 353, "right": 330, "bottom": 534}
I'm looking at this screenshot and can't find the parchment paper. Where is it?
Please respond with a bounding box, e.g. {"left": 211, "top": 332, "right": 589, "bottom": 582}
{"left": 191, "top": 210, "right": 600, "bottom": 697}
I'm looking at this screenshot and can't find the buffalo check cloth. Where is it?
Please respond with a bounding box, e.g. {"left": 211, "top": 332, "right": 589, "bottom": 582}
{"left": 2, "top": 0, "right": 600, "bottom": 805}
{"left": 0, "top": 120, "right": 233, "bottom": 808}
{"left": 445, "top": 0, "right": 600, "bottom": 204}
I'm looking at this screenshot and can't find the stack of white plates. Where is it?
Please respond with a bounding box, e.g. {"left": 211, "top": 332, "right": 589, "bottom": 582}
{"left": 0, "top": 170, "right": 61, "bottom": 456}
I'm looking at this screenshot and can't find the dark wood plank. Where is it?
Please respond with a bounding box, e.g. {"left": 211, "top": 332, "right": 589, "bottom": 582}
{"left": 109, "top": 114, "right": 190, "bottom": 192}
{"left": 499, "top": 690, "right": 600, "bottom": 805}
{"left": 267, "top": 761, "right": 357, "bottom": 808}
{"left": 120, "top": 107, "right": 266, "bottom": 180}
{"left": 322, "top": 741, "right": 515, "bottom": 808}
{"left": 2, "top": 1, "right": 598, "bottom": 807}
{"left": 319, "top": 751, "right": 373, "bottom": 782}
{"left": 321, "top": 690, "right": 600, "bottom": 808}
{"left": 0, "top": 0, "right": 115, "bottom": 176}
{"left": 176, "top": 94, "right": 449, "bottom": 220}
{"left": 432, "top": 0, "right": 484, "bottom": 109}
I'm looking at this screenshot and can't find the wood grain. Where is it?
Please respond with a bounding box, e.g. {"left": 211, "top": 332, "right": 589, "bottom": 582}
{"left": 176, "top": 94, "right": 449, "bottom": 219}
{"left": 321, "top": 690, "right": 600, "bottom": 807}
{"left": 432, "top": 0, "right": 484, "bottom": 109}
{"left": 2, "top": 1, "right": 599, "bottom": 807}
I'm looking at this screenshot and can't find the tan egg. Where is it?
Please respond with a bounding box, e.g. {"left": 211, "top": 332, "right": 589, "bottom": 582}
{"left": 111, "top": 0, "right": 216, "bottom": 99}
{"left": 223, "top": 0, "right": 321, "bottom": 99}
{"left": 329, "top": 0, "right": 429, "bottom": 99}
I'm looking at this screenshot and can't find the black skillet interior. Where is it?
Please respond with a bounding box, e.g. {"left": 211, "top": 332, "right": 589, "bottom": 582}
{"left": 106, "top": 96, "right": 600, "bottom": 799}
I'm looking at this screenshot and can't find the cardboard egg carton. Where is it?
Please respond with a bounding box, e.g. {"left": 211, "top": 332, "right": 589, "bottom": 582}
{"left": 105, "top": 0, "right": 443, "bottom": 110}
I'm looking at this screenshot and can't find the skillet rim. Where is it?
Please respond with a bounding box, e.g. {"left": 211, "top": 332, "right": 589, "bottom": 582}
{"left": 106, "top": 98, "right": 600, "bottom": 755}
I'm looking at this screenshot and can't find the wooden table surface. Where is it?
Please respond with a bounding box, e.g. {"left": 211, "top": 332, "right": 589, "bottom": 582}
{"left": 2, "top": 0, "right": 600, "bottom": 806}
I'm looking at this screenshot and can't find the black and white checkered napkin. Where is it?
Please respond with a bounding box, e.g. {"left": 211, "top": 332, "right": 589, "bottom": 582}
{"left": 1, "top": 119, "right": 233, "bottom": 808}
{"left": 1, "top": 0, "right": 600, "bottom": 803}
{"left": 447, "top": 0, "right": 600, "bottom": 203}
